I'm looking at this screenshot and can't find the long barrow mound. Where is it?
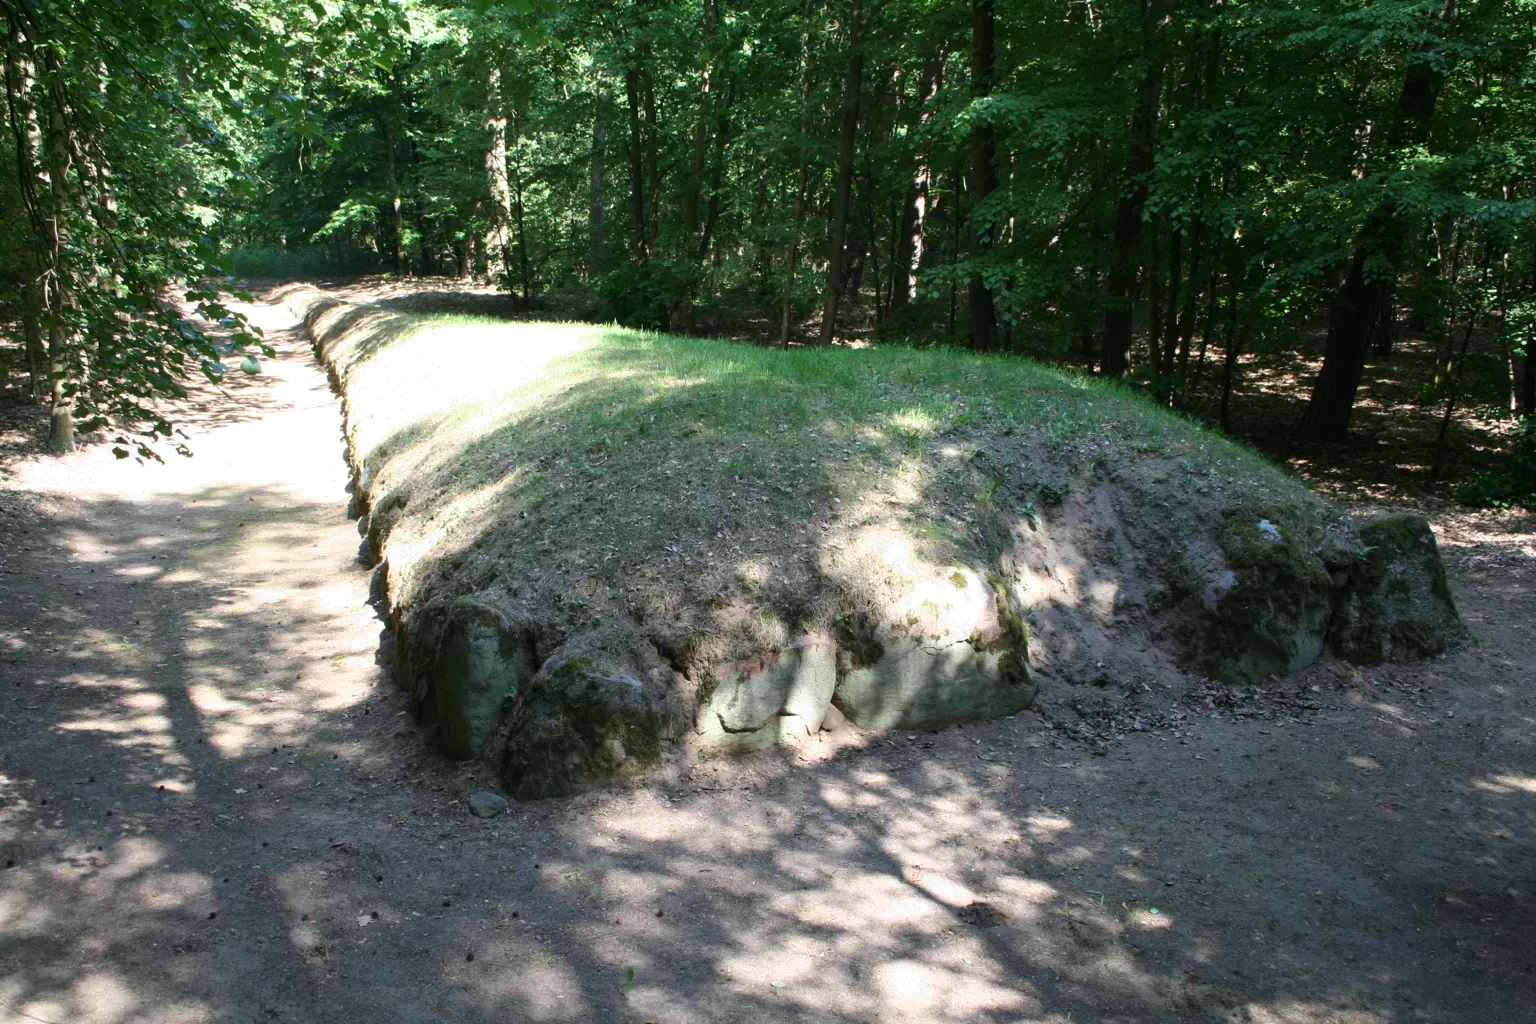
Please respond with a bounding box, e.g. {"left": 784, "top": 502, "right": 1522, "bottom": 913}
{"left": 286, "top": 286, "right": 1461, "bottom": 799}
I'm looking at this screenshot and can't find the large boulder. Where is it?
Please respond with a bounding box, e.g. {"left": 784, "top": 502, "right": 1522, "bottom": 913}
{"left": 696, "top": 636, "right": 837, "bottom": 752}
{"left": 1195, "top": 516, "right": 1333, "bottom": 684}
{"left": 1330, "top": 513, "right": 1462, "bottom": 664}
{"left": 831, "top": 568, "right": 1035, "bottom": 730}
{"left": 834, "top": 636, "right": 1035, "bottom": 729}
{"left": 503, "top": 627, "right": 686, "bottom": 800}
{"left": 433, "top": 596, "right": 535, "bottom": 760}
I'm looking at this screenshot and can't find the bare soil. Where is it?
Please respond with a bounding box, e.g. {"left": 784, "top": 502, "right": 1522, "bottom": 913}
{"left": 0, "top": 289, "right": 1532, "bottom": 1024}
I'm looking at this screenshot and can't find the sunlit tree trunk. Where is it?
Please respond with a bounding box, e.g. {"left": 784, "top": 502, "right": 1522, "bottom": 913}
{"left": 892, "top": 58, "right": 942, "bottom": 314}
{"left": 484, "top": 69, "right": 513, "bottom": 285}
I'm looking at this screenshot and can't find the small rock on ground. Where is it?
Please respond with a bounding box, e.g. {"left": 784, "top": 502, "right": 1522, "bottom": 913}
{"left": 468, "top": 791, "right": 507, "bottom": 818}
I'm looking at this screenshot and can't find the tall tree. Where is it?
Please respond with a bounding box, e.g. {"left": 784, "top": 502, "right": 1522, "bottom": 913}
{"left": 1296, "top": 3, "right": 1453, "bottom": 442}
{"left": 819, "top": 0, "right": 865, "bottom": 345}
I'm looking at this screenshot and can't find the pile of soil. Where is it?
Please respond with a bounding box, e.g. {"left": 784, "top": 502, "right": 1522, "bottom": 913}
{"left": 293, "top": 286, "right": 1459, "bottom": 802}
{"left": 0, "top": 283, "right": 1530, "bottom": 1023}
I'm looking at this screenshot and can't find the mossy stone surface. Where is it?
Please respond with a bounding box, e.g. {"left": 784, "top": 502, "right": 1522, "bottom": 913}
{"left": 697, "top": 638, "right": 837, "bottom": 751}
{"left": 433, "top": 597, "right": 531, "bottom": 760}
{"left": 503, "top": 629, "right": 684, "bottom": 801}
{"left": 1197, "top": 518, "right": 1333, "bottom": 684}
{"left": 832, "top": 633, "right": 1035, "bottom": 731}
{"left": 1330, "top": 513, "right": 1461, "bottom": 664}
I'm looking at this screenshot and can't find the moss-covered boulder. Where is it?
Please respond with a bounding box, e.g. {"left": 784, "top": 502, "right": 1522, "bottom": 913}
{"left": 1195, "top": 517, "right": 1334, "bottom": 684}
{"left": 503, "top": 627, "right": 686, "bottom": 800}
{"left": 696, "top": 637, "right": 837, "bottom": 752}
{"left": 1330, "top": 513, "right": 1461, "bottom": 664}
{"left": 433, "top": 596, "right": 535, "bottom": 760}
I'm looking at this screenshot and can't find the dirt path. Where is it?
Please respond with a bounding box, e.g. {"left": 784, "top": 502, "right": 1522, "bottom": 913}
{"left": 1, "top": 296, "right": 1533, "bottom": 1024}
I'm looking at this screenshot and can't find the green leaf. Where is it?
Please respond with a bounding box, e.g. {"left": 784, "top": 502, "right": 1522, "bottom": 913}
{"left": 240, "top": 356, "right": 261, "bottom": 375}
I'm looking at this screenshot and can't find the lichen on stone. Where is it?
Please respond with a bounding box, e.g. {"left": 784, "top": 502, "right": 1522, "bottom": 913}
{"left": 1195, "top": 514, "right": 1334, "bottom": 684}
{"left": 1329, "top": 513, "right": 1462, "bottom": 664}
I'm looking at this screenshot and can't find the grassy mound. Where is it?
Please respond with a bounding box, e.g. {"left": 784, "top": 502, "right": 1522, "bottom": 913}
{"left": 286, "top": 286, "right": 1454, "bottom": 783}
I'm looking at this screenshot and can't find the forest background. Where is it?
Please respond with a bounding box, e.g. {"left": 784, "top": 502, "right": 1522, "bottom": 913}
{"left": 1, "top": 0, "right": 1533, "bottom": 503}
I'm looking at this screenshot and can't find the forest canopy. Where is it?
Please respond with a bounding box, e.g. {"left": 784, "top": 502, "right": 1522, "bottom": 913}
{"left": 2, "top": 0, "right": 1533, "bottom": 481}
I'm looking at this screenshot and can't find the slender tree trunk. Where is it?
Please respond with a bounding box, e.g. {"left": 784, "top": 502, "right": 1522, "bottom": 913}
{"left": 684, "top": 4, "right": 716, "bottom": 334}
{"left": 589, "top": 104, "right": 605, "bottom": 281}
{"left": 1523, "top": 346, "right": 1535, "bottom": 419}
{"left": 1174, "top": 198, "right": 1205, "bottom": 403}
{"left": 1100, "top": 3, "right": 1158, "bottom": 377}
{"left": 383, "top": 116, "right": 405, "bottom": 274}
{"left": 819, "top": 0, "right": 864, "bottom": 346}
{"left": 967, "top": 0, "right": 998, "bottom": 352}
{"left": 1297, "top": 26, "right": 1448, "bottom": 442}
{"left": 780, "top": 7, "right": 813, "bottom": 346}
{"left": 642, "top": 67, "right": 660, "bottom": 249}
{"left": 22, "top": 276, "right": 43, "bottom": 402}
{"left": 43, "top": 71, "right": 73, "bottom": 452}
{"left": 892, "top": 59, "right": 941, "bottom": 313}
{"left": 1220, "top": 321, "right": 1250, "bottom": 435}
{"left": 484, "top": 69, "right": 512, "bottom": 285}
{"left": 6, "top": 31, "right": 45, "bottom": 403}
{"left": 1147, "top": 213, "right": 1163, "bottom": 376}
{"left": 511, "top": 165, "right": 533, "bottom": 306}
{"left": 685, "top": 0, "right": 713, "bottom": 251}
{"left": 1431, "top": 310, "right": 1480, "bottom": 477}
{"left": 624, "top": 67, "right": 649, "bottom": 262}
{"left": 1161, "top": 222, "right": 1182, "bottom": 395}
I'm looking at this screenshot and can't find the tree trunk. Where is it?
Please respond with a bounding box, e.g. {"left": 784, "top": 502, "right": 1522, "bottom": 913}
{"left": 1174, "top": 197, "right": 1205, "bottom": 403}
{"left": 511, "top": 163, "right": 533, "bottom": 306}
{"left": 684, "top": 3, "right": 716, "bottom": 334}
{"left": 624, "top": 67, "right": 649, "bottom": 262}
{"left": 642, "top": 68, "right": 660, "bottom": 250}
{"left": 1220, "top": 321, "right": 1250, "bottom": 435}
{"left": 967, "top": 0, "right": 998, "bottom": 352}
{"left": 685, "top": 0, "right": 713, "bottom": 252}
{"left": 6, "top": 31, "right": 45, "bottom": 402}
{"left": 1099, "top": 3, "right": 1158, "bottom": 377}
{"left": 818, "top": 0, "right": 864, "bottom": 346}
{"left": 22, "top": 276, "right": 43, "bottom": 403}
{"left": 43, "top": 73, "right": 73, "bottom": 452}
{"left": 779, "top": 6, "right": 813, "bottom": 346}
{"left": 484, "top": 69, "right": 512, "bottom": 285}
{"left": 1296, "top": 27, "right": 1449, "bottom": 442}
{"left": 589, "top": 104, "right": 605, "bottom": 281}
{"left": 383, "top": 116, "right": 405, "bottom": 274}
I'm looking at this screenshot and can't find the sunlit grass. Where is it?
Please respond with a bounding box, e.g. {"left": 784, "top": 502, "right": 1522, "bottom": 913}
{"left": 309, "top": 298, "right": 1322, "bottom": 667}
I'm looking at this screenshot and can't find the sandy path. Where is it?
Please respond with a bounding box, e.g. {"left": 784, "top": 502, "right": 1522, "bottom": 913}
{"left": 0, "top": 296, "right": 1533, "bottom": 1024}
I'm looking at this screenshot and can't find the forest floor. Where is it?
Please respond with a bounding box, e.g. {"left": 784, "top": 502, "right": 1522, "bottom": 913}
{"left": 0, "top": 281, "right": 1533, "bottom": 1024}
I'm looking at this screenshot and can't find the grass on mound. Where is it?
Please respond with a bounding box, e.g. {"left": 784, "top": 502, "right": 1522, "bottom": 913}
{"left": 331, "top": 308, "right": 1322, "bottom": 669}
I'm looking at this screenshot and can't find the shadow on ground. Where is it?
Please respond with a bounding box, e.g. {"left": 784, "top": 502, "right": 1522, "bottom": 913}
{"left": 0, "top": 292, "right": 1533, "bottom": 1023}
{"left": 1, "top": 481, "right": 1533, "bottom": 1023}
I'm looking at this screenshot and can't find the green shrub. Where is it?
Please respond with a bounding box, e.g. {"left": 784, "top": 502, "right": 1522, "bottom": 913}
{"left": 592, "top": 261, "right": 692, "bottom": 330}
